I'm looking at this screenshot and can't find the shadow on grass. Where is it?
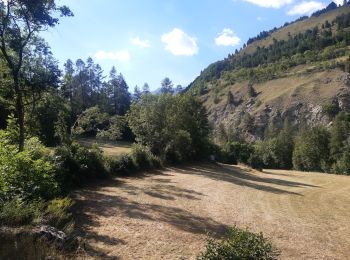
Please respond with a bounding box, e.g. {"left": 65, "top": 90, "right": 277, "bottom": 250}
{"left": 72, "top": 163, "right": 320, "bottom": 257}
{"left": 170, "top": 163, "right": 319, "bottom": 196}
{"left": 72, "top": 170, "right": 225, "bottom": 258}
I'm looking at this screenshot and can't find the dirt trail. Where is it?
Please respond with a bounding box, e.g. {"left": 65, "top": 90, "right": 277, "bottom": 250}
{"left": 74, "top": 164, "right": 350, "bottom": 259}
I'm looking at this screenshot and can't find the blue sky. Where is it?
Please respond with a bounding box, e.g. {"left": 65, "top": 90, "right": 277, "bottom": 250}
{"left": 43, "top": 0, "right": 341, "bottom": 91}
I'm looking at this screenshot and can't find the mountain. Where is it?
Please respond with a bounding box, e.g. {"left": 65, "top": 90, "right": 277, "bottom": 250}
{"left": 188, "top": 3, "right": 350, "bottom": 142}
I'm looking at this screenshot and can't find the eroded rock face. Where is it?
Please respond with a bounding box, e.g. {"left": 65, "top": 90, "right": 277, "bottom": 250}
{"left": 204, "top": 70, "right": 350, "bottom": 142}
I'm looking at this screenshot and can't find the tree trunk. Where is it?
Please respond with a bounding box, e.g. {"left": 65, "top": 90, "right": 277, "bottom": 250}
{"left": 14, "top": 77, "right": 25, "bottom": 152}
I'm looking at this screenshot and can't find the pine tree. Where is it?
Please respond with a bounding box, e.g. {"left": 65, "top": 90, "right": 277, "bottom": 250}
{"left": 142, "top": 83, "right": 150, "bottom": 94}
{"left": 134, "top": 85, "right": 142, "bottom": 101}
{"left": 160, "top": 77, "right": 174, "bottom": 94}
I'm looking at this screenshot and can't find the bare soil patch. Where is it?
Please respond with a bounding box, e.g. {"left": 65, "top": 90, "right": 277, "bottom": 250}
{"left": 74, "top": 164, "right": 350, "bottom": 259}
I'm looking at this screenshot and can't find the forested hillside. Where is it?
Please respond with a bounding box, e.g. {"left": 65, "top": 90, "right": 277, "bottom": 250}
{"left": 188, "top": 3, "right": 350, "bottom": 142}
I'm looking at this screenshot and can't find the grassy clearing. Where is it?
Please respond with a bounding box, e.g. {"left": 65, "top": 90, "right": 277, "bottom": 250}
{"left": 75, "top": 137, "right": 132, "bottom": 157}
{"left": 73, "top": 163, "right": 350, "bottom": 259}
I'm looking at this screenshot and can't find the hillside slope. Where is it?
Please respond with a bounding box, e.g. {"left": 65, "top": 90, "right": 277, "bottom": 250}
{"left": 189, "top": 4, "right": 350, "bottom": 141}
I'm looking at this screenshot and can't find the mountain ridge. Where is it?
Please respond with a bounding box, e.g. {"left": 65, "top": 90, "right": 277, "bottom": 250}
{"left": 188, "top": 3, "right": 350, "bottom": 142}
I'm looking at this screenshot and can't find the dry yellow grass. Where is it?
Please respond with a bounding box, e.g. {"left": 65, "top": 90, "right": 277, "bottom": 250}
{"left": 76, "top": 137, "right": 132, "bottom": 157}
{"left": 73, "top": 164, "right": 350, "bottom": 259}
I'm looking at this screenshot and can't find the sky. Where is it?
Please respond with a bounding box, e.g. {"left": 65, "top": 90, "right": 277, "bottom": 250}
{"left": 43, "top": 0, "right": 343, "bottom": 91}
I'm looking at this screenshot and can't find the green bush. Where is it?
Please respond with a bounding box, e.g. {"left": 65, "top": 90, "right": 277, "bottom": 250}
{"left": 254, "top": 137, "right": 294, "bottom": 170}
{"left": 107, "top": 153, "right": 136, "bottom": 175}
{"left": 0, "top": 197, "right": 74, "bottom": 229}
{"left": 322, "top": 102, "right": 340, "bottom": 118}
{"left": 45, "top": 197, "right": 74, "bottom": 230}
{"left": 0, "top": 133, "right": 59, "bottom": 201}
{"left": 219, "top": 142, "right": 254, "bottom": 165}
{"left": 107, "top": 144, "right": 161, "bottom": 176}
{"left": 248, "top": 152, "right": 264, "bottom": 171}
{"left": 293, "top": 127, "right": 330, "bottom": 172}
{"left": 0, "top": 198, "right": 45, "bottom": 226}
{"left": 198, "top": 227, "right": 279, "bottom": 260}
{"left": 131, "top": 144, "right": 162, "bottom": 170}
{"left": 331, "top": 151, "right": 350, "bottom": 175}
{"left": 54, "top": 142, "right": 108, "bottom": 191}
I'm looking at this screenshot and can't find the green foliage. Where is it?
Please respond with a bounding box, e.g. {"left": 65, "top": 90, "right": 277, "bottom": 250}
{"left": 293, "top": 127, "right": 331, "bottom": 172}
{"left": 322, "top": 102, "right": 340, "bottom": 118}
{"left": 0, "top": 197, "right": 74, "bottom": 228}
{"left": 0, "top": 198, "right": 45, "bottom": 226}
{"left": 106, "top": 145, "right": 161, "bottom": 175}
{"left": 53, "top": 142, "right": 107, "bottom": 191}
{"left": 107, "top": 66, "right": 131, "bottom": 115}
{"left": 160, "top": 77, "right": 174, "bottom": 94}
{"left": 127, "top": 94, "right": 210, "bottom": 162}
{"left": 54, "top": 110, "right": 72, "bottom": 146}
{"left": 197, "top": 227, "right": 279, "bottom": 260}
{"left": 0, "top": 0, "right": 73, "bottom": 151}
{"left": 248, "top": 84, "right": 257, "bottom": 97}
{"left": 131, "top": 144, "right": 162, "bottom": 169}
{"left": 248, "top": 151, "right": 265, "bottom": 171}
{"left": 190, "top": 12, "right": 350, "bottom": 91}
{"left": 0, "top": 133, "right": 59, "bottom": 201}
{"left": 331, "top": 149, "right": 350, "bottom": 175}
{"left": 254, "top": 129, "right": 294, "bottom": 170}
{"left": 219, "top": 142, "right": 253, "bottom": 165}
{"left": 45, "top": 198, "right": 74, "bottom": 230}
{"left": 27, "top": 92, "right": 71, "bottom": 146}
{"left": 329, "top": 112, "right": 350, "bottom": 160}
{"left": 107, "top": 153, "right": 136, "bottom": 175}
{"left": 72, "top": 106, "right": 126, "bottom": 141}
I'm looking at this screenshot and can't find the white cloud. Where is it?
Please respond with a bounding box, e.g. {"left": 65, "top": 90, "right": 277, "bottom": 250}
{"left": 215, "top": 28, "right": 241, "bottom": 47}
{"left": 95, "top": 50, "right": 130, "bottom": 62}
{"left": 242, "top": 0, "right": 293, "bottom": 8}
{"left": 161, "top": 28, "right": 198, "bottom": 56}
{"left": 132, "top": 37, "right": 151, "bottom": 48}
{"left": 334, "top": 0, "right": 344, "bottom": 5}
{"left": 287, "top": 1, "right": 326, "bottom": 16}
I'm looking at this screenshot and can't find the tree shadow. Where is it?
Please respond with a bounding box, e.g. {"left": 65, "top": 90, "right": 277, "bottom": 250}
{"left": 72, "top": 169, "right": 223, "bottom": 257}
{"left": 72, "top": 163, "right": 319, "bottom": 258}
{"left": 73, "top": 186, "right": 228, "bottom": 258}
{"left": 119, "top": 182, "right": 205, "bottom": 201}
{"left": 170, "top": 163, "right": 319, "bottom": 196}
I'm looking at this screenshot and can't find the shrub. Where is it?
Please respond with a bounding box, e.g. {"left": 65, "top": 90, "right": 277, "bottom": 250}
{"left": 164, "top": 130, "right": 193, "bottom": 163}
{"left": 45, "top": 197, "right": 74, "bottom": 230}
{"left": 254, "top": 136, "right": 294, "bottom": 170}
{"left": 107, "top": 153, "right": 136, "bottom": 175}
{"left": 221, "top": 142, "right": 254, "bottom": 165}
{"left": 331, "top": 151, "right": 350, "bottom": 175}
{"left": 197, "top": 227, "right": 279, "bottom": 260}
{"left": 0, "top": 134, "right": 59, "bottom": 201}
{"left": 0, "top": 198, "right": 45, "bottom": 226}
{"left": 293, "top": 127, "right": 330, "bottom": 172}
{"left": 248, "top": 152, "right": 264, "bottom": 171}
{"left": 131, "top": 144, "right": 162, "bottom": 170}
{"left": 322, "top": 102, "right": 340, "bottom": 118}
{"left": 53, "top": 142, "right": 107, "bottom": 191}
